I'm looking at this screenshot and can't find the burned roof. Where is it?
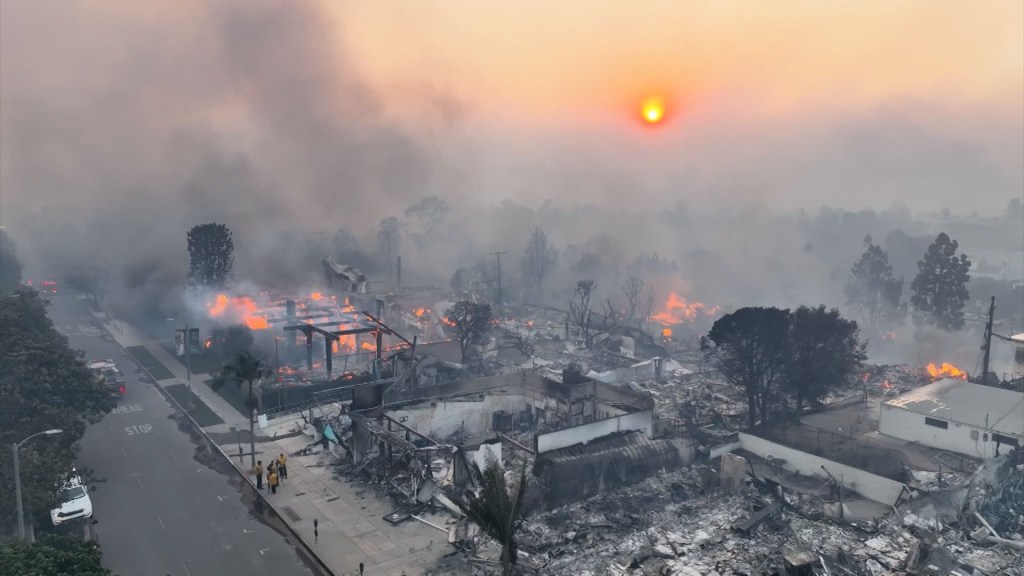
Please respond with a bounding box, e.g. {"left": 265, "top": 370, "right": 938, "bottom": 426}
{"left": 883, "top": 379, "right": 1024, "bottom": 438}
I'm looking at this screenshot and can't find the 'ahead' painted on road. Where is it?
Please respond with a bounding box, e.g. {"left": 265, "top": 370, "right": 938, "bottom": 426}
{"left": 111, "top": 403, "right": 143, "bottom": 415}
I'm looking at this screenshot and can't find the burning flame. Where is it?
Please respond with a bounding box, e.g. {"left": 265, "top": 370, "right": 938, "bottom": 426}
{"left": 651, "top": 292, "right": 718, "bottom": 325}
{"left": 414, "top": 307, "right": 427, "bottom": 317}
{"left": 925, "top": 362, "right": 968, "bottom": 380}
{"left": 207, "top": 294, "right": 269, "bottom": 330}
{"left": 662, "top": 327, "right": 672, "bottom": 339}
{"left": 310, "top": 292, "right": 323, "bottom": 301}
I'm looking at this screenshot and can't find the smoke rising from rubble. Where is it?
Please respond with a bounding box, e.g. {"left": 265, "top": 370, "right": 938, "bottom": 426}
{"left": 1, "top": 1, "right": 1021, "bottom": 359}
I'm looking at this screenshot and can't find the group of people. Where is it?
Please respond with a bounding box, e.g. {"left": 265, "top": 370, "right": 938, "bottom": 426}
{"left": 253, "top": 453, "right": 288, "bottom": 494}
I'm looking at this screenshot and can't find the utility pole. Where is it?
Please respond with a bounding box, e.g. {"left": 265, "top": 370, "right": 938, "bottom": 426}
{"left": 492, "top": 251, "right": 506, "bottom": 317}
{"left": 379, "top": 228, "right": 396, "bottom": 289}
{"left": 185, "top": 321, "right": 194, "bottom": 411}
{"left": 981, "top": 296, "right": 996, "bottom": 386}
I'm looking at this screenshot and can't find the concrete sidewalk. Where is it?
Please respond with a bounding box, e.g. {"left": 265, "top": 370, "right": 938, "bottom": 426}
{"left": 102, "top": 316, "right": 453, "bottom": 576}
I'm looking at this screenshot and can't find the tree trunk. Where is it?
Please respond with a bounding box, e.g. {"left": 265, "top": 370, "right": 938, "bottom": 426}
{"left": 746, "top": 387, "right": 758, "bottom": 428}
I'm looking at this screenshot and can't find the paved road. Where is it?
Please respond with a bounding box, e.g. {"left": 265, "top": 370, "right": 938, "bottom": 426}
{"left": 48, "top": 293, "right": 320, "bottom": 576}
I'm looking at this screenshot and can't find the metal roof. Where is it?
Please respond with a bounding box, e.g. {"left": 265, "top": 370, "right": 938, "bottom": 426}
{"left": 883, "top": 379, "right": 1024, "bottom": 438}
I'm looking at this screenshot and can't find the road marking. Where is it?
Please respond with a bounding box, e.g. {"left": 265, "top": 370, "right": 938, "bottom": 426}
{"left": 124, "top": 423, "right": 153, "bottom": 435}
{"left": 110, "top": 403, "right": 143, "bottom": 415}
{"left": 156, "top": 515, "right": 165, "bottom": 530}
{"left": 180, "top": 559, "right": 192, "bottom": 576}
{"left": 259, "top": 548, "right": 270, "bottom": 555}
{"left": 136, "top": 476, "right": 144, "bottom": 489}
{"left": 243, "top": 528, "right": 254, "bottom": 534}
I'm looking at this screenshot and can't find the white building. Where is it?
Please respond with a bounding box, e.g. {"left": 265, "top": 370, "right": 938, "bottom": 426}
{"left": 879, "top": 379, "right": 1023, "bottom": 459}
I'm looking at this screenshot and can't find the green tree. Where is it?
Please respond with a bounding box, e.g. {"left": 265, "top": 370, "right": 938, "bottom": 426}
{"left": 784, "top": 306, "right": 867, "bottom": 414}
{"left": 703, "top": 307, "right": 791, "bottom": 427}
{"left": 910, "top": 232, "right": 971, "bottom": 330}
{"left": 521, "top": 226, "right": 558, "bottom": 301}
{"left": 187, "top": 223, "right": 234, "bottom": 287}
{"left": 454, "top": 458, "right": 528, "bottom": 576}
{"left": 0, "top": 291, "right": 113, "bottom": 533}
{"left": 0, "top": 229, "right": 24, "bottom": 292}
{"left": 845, "top": 239, "right": 905, "bottom": 329}
{"left": 444, "top": 301, "right": 493, "bottom": 364}
{"left": 0, "top": 534, "right": 111, "bottom": 576}
{"left": 212, "top": 352, "right": 270, "bottom": 468}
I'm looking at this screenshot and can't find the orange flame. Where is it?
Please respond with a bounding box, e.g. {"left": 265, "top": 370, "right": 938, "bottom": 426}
{"left": 925, "top": 362, "right": 968, "bottom": 380}
{"left": 207, "top": 294, "right": 269, "bottom": 330}
{"left": 414, "top": 307, "right": 427, "bottom": 317}
{"left": 311, "top": 292, "right": 323, "bottom": 301}
{"left": 662, "top": 327, "right": 672, "bottom": 339}
{"left": 651, "top": 292, "right": 718, "bottom": 325}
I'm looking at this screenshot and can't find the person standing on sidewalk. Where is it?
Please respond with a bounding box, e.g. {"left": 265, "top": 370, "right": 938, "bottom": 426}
{"left": 268, "top": 469, "right": 279, "bottom": 494}
{"left": 254, "top": 460, "right": 264, "bottom": 490}
{"left": 277, "top": 453, "right": 287, "bottom": 480}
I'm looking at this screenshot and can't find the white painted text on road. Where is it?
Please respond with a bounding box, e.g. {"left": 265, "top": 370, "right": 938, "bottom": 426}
{"left": 125, "top": 424, "right": 153, "bottom": 435}
{"left": 111, "top": 403, "right": 143, "bottom": 415}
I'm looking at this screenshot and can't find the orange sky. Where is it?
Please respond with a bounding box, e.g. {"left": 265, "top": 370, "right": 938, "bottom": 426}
{"left": 341, "top": 1, "right": 1022, "bottom": 126}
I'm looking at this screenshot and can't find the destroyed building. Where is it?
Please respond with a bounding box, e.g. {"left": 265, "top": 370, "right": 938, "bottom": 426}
{"left": 322, "top": 256, "right": 368, "bottom": 293}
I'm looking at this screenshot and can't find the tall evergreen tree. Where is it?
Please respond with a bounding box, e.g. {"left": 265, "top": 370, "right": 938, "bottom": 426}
{"left": 845, "top": 238, "right": 905, "bottom": 328}
{"left": 521, "top": 226, "right": 558, "bottom": 301}
{"left": 187, "top": 223, "right": 234, "bottom": 288}
{"left": 910, "top": 233, "right": 971, "bottom": 330}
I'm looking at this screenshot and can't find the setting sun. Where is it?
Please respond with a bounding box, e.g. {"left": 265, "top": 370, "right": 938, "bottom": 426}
{"left": 640, "top": 97, "right": 665, "bottom": 124}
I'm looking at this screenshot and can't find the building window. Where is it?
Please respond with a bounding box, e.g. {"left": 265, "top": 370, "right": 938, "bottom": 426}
{"left": 924, "top": 417, "right": 948, "bottom": 430}
{"left": 992, "top": 433, "right": 1020, "bottom": 448}
{"left": 970, "top": 430, "right": 979, "bottom": 440}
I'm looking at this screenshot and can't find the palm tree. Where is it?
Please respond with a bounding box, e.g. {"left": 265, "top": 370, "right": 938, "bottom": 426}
{"left": 454, "top": 457, "right": 528, "bottom": 575}
{"left": 213, "top": 351, "right": 270, "bottom": 468}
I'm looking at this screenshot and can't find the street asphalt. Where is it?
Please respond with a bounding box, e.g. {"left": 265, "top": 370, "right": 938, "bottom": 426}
{"left": 47, "top": 292, "right": 320, "bottom": 576}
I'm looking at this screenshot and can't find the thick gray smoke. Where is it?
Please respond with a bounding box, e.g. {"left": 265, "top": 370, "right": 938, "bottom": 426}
{"left": 0, "top": 0, "right": 452, "bottom": 326}
{"left": 1, "top": 0, "right": 1021, "bottom": 364}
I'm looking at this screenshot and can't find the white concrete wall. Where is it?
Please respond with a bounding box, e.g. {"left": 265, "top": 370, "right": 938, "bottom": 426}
{"left": 536, "top": 410, "right": 654, "bottom": 454}
{"left": 389, "top": 393, "right": 542, "bottom": 440}
{"left": 879, "top": 405, "right": 1015, "bottom": 459}
{"left": 738, "top": 432, "right": 906, "bottom": 505}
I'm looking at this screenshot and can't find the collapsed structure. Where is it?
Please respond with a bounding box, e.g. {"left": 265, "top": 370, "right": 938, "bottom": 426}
{"left": 194, "top": 260, "right": 1023, "bottom": 575}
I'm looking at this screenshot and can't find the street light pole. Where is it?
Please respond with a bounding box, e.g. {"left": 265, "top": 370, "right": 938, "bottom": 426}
{"left": 13, "top": 429, "right": 63, "bottom": 540}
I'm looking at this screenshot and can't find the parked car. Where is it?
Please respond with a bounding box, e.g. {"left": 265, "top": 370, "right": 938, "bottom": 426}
{"left": 50, "top": 471, "right": 93, "bottom": 526}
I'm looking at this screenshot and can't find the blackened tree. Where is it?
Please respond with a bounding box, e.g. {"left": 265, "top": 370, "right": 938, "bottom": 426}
{"left": 569, "top": 279, "right": 598, "bottom": 348}
{"left": 910, "top": 233, "right": 971, "bottom": 330}
{"left": 0, "top": 291, "right": 113, "bottom": 531}
{"left": 521, "top": 227, "right": 558, "bottom": 301}
{"left": 0, "top": 229, "right": 23, "bottom": 292}
{"left": 845, "top": 238, "right": 905, "bottom": 329}
{"left": 445, "top": 301, "right": 493, "bottom": 364}
{"left": 703, "top": 307, "right": 791, "bottom": 427}
{"left": 454, "top": 458, "right": 528, "bottom": 576}
{"left": 404, "top": 196, "right": 450, "bottom": 236}
{"left": 784, "top": 306, "right": 867, "bottom": 414}
{"left": 187, "top": 223, "right": 234, "bottom": 287}
{"left": 0, "top": 534, "right": 111, "bottom": 576}
{"left": 213, "top": 352, "right": 270, "bottom": 468}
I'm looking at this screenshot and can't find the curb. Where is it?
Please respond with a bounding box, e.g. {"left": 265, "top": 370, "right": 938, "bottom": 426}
{"left": 107, "top": 318, "right": 337, "bottom": 576}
